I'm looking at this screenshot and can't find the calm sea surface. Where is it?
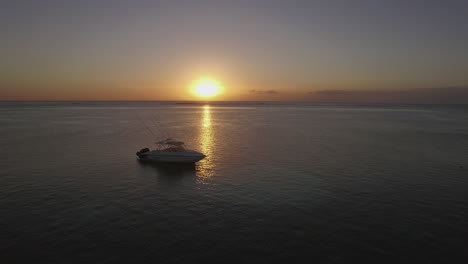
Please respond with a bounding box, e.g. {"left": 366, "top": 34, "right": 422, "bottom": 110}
{"left": 1, "top": 102, "right": 468, "bottom": 263}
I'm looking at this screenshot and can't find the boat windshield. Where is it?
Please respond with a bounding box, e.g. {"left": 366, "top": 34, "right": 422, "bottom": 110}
{"left": 155, "top": 138, "right": 186, "bottom": 151}
{"left": 161, "top": 145, "right": 186, "bottom": 152}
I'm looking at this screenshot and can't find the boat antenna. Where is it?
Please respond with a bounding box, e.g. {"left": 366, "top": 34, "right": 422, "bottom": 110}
{"left": 152, "top": 112, "right": 171, "bottom": 139}
{"left": 149, "top": 114, "right": 166, "bottom": 139}
{"left": 135, "top": 112, "right": 157, "bottom": 139}
{"left": 148, "top": 114, "right": 165, "bottom": 140}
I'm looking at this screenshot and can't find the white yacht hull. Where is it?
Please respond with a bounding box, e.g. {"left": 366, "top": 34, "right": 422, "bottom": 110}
{"left": 137, "top": 150, "right": 206, "bottom": 163}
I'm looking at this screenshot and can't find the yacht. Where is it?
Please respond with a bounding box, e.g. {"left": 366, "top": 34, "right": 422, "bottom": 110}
{"left": 136, "top": 138, "right": 206, "bottom": 163}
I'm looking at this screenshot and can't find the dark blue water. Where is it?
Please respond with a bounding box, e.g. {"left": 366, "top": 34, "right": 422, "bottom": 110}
{"left": 1, "top": 102, "right": 468, "bottom": 263}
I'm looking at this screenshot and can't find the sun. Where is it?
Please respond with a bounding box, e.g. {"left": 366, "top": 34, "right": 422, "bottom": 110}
{"left": 192, "top": 78, "right": 222, "bottom": 97}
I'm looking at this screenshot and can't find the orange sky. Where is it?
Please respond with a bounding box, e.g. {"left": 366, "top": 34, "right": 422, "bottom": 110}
{"left": 1, "top": 1, "right": 468, "bottom": 103}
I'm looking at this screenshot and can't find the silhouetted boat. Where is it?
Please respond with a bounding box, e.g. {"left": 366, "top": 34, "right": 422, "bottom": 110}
{"left": 136, "top": 138, "right": 206, "bottom": 163}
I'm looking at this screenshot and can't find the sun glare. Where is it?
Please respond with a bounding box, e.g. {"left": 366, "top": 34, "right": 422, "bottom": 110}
{"left": 193, "top": 79, "right": 221, "bottom": 97}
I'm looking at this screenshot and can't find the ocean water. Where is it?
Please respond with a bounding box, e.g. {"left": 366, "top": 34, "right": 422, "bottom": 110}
{"left": 1, "top": 102, "right": 468, "bottom": 263}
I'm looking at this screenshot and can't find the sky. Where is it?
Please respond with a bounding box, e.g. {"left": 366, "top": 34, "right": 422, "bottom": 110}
{"left": 1, "top": 0, "right": 468, "bottom": 102}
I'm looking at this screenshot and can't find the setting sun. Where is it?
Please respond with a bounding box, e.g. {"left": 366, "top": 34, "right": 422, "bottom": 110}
{"left": 192, "top": 79, "right": 222, "bottom": 97}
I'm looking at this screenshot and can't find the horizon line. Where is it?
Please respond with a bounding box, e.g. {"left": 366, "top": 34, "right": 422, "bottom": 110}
{"left": 1, "top": 100, "right": 467, "bottom": 106}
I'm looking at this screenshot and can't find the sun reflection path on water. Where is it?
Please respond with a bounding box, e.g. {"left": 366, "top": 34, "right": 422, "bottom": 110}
{"left": 197, "top": 105, "right": 215, "bottom": 180}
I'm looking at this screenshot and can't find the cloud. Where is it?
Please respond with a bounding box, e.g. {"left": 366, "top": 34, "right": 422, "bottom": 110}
{"left": 249, "top": 89, "right": 279, "bottom": 94}
{"left": 307, "top": 87, "right": 468, "bottom": 104}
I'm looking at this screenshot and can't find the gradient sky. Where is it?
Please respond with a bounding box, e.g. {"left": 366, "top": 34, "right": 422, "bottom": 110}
{"left": 1, "top": 0, "right": 468, "bottom": 102}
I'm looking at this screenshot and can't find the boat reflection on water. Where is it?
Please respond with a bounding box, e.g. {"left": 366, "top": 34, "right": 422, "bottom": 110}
{"left": 197, "top": 105, "right": 215, "bottom": 180}
{"left": 138, "top": 161, "right": 197, "bottom": 183}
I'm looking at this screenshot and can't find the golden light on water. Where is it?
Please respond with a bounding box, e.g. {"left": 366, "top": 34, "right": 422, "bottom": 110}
{"left": 203, "top": 108, "right": 211, "bottom": 127}
{"left": 201, "top": 105, "right": 212, "bottom": 151}
{"left": 191, "top": 78, "right": 222, "bottom": 98}
{"left": 197, "top": 105, "right": 214, "bottom": 179}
